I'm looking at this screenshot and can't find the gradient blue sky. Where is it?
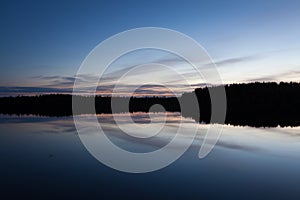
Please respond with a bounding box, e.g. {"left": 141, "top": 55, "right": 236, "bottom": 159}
{"left": 1, "top": 0, "right": 300, "bottom": 96}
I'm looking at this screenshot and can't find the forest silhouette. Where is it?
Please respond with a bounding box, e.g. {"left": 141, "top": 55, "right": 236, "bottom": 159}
{"left": 1, "top": 82, "right": 300, "bottom": 127}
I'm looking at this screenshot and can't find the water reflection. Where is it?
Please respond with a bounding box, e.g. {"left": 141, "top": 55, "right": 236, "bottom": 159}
{"left": 1, "top": 113, "right": 300, "bottom": 199}
{"left": 2, "top": 113, "right": 300, "bottom": 158}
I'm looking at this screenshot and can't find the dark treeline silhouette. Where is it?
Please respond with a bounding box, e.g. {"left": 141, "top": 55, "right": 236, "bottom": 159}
{"left": 0, "top": 95, "right": 180, "bottom": 116}
{"left": 182, "top": 82, "right": 300, "bottom": 127}
{"left": 1, "top": 82, "right": 300, "bottom": 127}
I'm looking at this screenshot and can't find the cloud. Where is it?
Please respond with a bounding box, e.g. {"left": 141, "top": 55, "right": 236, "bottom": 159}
{"left": 2, "top": 70, "right": 213, "bottom": 96}
{"left": 213, "top": 55, "right": 258, "bottom": 66}
{"left": 0, "top": 83, "right": 189, "bottom": 97}
{"left": 244, "top": 69, "right": 300, "bottom": 83}
{"left": 151, "top": 53, "right": 262, "bottom": 69}
{"left": 31, "top": 74, "right": 100, "bottom": 88}
{"left": 96, "top": 83, "right": 190, "bottom": 96}
{"left": 3, "top": 53, "right": 263, "bottom": 96}
{"left": 29, "top": 53, "right": 261, "bottom": 89}
{"left": 0, "top": 86, "right": 81, "bottom": 97}
{"left": 0, "top": 86, "right": 72, "bottom": 93}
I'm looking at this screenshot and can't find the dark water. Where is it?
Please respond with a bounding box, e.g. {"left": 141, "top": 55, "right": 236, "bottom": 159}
{"left": 1, "top": 113, "right": 300, "bottom": 199}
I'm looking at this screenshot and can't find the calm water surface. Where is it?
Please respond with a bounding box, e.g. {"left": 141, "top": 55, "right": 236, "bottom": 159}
{"left": 1, "top": 113, "right": 300, "bottom": 199}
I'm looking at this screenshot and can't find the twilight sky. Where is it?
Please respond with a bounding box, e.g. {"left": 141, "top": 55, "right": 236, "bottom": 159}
{"left": 0, "top": 0, "right": 300, "bottom": 96}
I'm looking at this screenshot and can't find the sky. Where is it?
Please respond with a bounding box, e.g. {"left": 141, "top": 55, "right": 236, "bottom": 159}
{"left": 0, "top": 0, "right": 300, "bottom": 96}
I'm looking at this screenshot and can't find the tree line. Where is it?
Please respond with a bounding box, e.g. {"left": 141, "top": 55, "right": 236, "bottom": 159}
{"left": 182, "top": 82, "right": 300, "bottom": 127}
{"left": 1, "top": 82, "right": 300, "bottom": 127}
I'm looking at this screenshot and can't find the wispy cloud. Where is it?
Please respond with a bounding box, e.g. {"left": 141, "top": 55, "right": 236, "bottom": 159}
{"left": 0, "top": 52, "right": 270, "bottom": 97}
{"left": 207, "top": 55, "right": 260, "bottom": 67}
{"left": 244, "top": 69, "right": 300, "bottom": 83}
{"left": 0, "top": 86, "right": 72, "bottom": 93}
{"left": 150, "top": 53, "right": 262, "bottom": 69}
{"left": 0, "top": 86, "right": 73, "bottom": 97}
{"left": 31, "top": 74, "right": 99, "bottom": 88}
{"left": 0, "top": 83, "right": 195, "bottom": 97}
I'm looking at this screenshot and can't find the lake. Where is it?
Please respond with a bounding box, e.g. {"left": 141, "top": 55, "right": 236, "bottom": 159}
{"left": 1, "top": 113, "right": 300, "bottom": 199}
